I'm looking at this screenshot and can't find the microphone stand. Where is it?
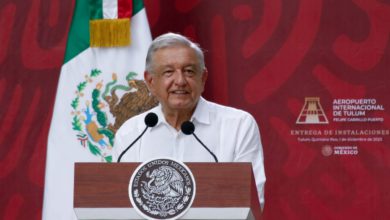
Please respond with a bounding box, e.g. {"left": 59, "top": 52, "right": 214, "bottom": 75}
{"left": 192, "top": 133, "right": 219, "bottom": 163}
{"left": 117, "top": 126, "right": 149, "bottom": 162}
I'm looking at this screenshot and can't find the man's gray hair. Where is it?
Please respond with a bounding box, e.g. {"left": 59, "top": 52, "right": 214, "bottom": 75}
{"left": 145, "top": 33, "right": 205, "bottom": 73}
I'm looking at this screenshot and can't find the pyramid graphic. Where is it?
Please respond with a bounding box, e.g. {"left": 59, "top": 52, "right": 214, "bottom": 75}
{"left": 296, "top": 97, "right": 329, "bottom": 124}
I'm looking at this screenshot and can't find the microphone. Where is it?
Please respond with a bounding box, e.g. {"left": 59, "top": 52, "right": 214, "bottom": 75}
{"left": 181, "top": 121, "right": 219, "bottom": 163}
{"left": 117, "top": 112, "right": 158, "bottom": 162}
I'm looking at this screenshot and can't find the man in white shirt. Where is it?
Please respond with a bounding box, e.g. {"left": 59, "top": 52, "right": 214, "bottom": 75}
{"left": 113, "top": 33, "right": 266, "bottom": 207}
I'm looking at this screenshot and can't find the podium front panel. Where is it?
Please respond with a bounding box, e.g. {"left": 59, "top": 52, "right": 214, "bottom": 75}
{"left": 74, "top": 163, "right": 261, "bottom": 220}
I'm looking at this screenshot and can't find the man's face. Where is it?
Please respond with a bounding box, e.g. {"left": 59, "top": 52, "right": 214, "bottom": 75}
{"left": 145, "top": 45, "right": 208, "bottom": 114}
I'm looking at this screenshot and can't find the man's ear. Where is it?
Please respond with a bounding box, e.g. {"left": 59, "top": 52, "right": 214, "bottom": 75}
{"left": 201, "top": 68, "right": 208, "bottom": 86}
{"left": 144, "top": 71, "right": 154, "bottom": 93}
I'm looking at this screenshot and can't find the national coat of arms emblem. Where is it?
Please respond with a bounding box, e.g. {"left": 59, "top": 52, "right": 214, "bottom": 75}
{"left": 70, "top": 69, "right": 158, "bottom": 162}
{"left": 129, "top": 158, "right": 196, "bottom": 220}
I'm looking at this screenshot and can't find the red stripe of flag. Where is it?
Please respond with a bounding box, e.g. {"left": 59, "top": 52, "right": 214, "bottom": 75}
{"left": 118, "top": 0, "right": 133, "bottom": 18}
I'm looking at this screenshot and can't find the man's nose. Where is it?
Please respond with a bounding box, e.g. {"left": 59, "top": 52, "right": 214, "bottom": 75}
{"left": 174, "top": 71, "right": 187, "bottom": 85}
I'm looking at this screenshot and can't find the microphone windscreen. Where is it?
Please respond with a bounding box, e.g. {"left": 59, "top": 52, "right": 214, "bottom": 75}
{"left": 145, "top": 112, "right": 158, "bottom": 127}
{"left": 181, "top": 121, "right": 195, "bottom": 135}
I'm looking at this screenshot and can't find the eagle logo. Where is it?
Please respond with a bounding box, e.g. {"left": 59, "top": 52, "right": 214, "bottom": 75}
{"left": 143, "top": 166, "right": 184, "bottom": 198}
{"left": 130, "top": 158, "right": 196, "bottom": 219}
{"left": 70, "top": 69, "right": 158, "bottom": 162}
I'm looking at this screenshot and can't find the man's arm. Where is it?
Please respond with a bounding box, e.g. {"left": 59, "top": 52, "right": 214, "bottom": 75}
{"left": 233, "top": 113, "right": 266, "bottom": 209}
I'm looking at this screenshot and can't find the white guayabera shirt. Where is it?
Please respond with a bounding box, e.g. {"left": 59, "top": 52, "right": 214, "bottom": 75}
{"left": 114, "top": 97, "right": 266, "bottom": 207}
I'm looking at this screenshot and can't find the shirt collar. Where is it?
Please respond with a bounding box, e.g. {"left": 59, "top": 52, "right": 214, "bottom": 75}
{"left": 153, "top": 103, "right": 166, "bottom": 127}
{"left": 191, "top": 97, "right": 210, "bottom": 125}
{"left": 153, "top": 96, "right": 211, "bottom": 127}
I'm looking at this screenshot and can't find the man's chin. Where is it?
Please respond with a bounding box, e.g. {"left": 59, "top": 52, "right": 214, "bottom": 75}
{"left": 167, "top": 101, "right": 196, "bottom": 111}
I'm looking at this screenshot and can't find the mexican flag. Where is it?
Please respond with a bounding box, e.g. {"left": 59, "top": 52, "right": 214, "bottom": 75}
{"left": 42, "top": 0, "right": 153, "bottom": 219}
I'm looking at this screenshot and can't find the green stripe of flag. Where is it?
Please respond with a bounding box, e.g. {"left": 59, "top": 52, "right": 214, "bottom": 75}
{"left": 64, "top": 0, "right": 90, "bottom": 63}
{"left": 89, "top": 0, "right": 103, "bottom": 20}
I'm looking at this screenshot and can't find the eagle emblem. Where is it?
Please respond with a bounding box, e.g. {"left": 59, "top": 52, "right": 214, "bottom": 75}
{"left": 130, "top": 158, "right": 196, "bottom": 219}
{"left": 143, "top": 166, "right": 184, "bottom": 198}
{"left": 70, "top": 69, "right": 158, "bottom": 162}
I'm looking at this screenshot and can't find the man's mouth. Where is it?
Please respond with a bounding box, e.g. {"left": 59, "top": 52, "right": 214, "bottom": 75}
{"left": 171, "top": 90, "right": 189, "bottom": 94}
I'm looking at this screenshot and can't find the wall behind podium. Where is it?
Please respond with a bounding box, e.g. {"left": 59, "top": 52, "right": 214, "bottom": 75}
{"left": 0, "top": 0, "right": 389, "bottom": 219}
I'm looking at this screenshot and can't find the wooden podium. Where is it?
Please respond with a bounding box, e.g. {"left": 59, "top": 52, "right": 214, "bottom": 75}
{"left": 74, "top": 162, "right": 262, "bottom": 220}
